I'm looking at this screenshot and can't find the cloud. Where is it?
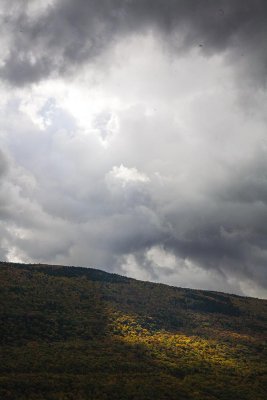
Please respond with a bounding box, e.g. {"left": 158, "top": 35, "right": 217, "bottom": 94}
{"left": 0, "top": 1, "right": 267, "bottom": 298}
{"left": 108, "top": 164, "right": 150, "bottom": 186}
{"left": 1, "top": 0, "right": 267, "bottom": 87}
{"left": 0, "top": 150, "right": 8, "bottom": 179}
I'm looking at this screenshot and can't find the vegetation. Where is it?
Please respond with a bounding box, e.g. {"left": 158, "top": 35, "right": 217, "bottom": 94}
{"left": 0, "top": 261, "right": 266, "bottom": 399}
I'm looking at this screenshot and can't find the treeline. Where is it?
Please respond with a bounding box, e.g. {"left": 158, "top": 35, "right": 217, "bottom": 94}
{"left": 0, "top": 262, "right": 266, "bottom": 399}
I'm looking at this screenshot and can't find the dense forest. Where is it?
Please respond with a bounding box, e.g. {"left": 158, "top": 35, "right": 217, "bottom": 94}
{"left": 0, "top": 261, "right": 266, "bottom": 400}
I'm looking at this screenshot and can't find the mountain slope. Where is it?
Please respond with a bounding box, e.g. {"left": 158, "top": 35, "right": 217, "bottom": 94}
{"left": 0, "top": 261, "right": 266, "bottom": 400}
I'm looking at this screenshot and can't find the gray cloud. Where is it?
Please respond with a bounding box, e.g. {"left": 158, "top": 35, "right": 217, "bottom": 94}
{"left": 0, "top": 150, "right": 8, "bottom": 179}
{"left": 0, "top": 1, "right": 267, "bottom": 298}
{"left": 1, "top": 0, "right": 267, "bottom": 86}
{"left": 2, "top": 93, "right": 266, "bottom": 296}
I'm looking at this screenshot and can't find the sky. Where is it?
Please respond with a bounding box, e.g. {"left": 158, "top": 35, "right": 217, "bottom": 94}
{"left": 0, "top": 0, "right": 267, "bottom": 298}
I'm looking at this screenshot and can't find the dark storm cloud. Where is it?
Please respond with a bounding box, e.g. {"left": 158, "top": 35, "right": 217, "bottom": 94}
{"left": 163, "top": 209, "right": 267, "bottom": 286}
{"left": 110, "top": 187, "right": 267, "bottom": 289}
{"left": 1, "top": 0, "right": 267, "bottom": 86}
{"left": 217, "top": 153, "right": 267, "bottom": 205}
{"left": 149, "top": 152, "right": 267, "bottom": 289}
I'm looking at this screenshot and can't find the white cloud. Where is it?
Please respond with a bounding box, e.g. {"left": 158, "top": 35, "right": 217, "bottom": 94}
{"left": 108, "top": 164, "right": 150, "bottom": 187}
{"left": 121, "top": 254, "right": 152, "bottom": 281}
{"left": 146, "top": 246, "right": 177, "bottom": 269}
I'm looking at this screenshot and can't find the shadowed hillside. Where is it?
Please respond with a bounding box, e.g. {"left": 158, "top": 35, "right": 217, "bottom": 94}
{"left": 0, "top": 261, "right": 266, "bottom": 400}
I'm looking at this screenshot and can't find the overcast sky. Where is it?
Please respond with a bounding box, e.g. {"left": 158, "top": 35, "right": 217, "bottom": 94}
{"left": 1, "top": 0, "right": 267, "bottom": 298}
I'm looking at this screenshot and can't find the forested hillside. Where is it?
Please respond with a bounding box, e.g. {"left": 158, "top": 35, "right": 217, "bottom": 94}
{"left": 0, "top": 262, "right": 266, "bottom": 400}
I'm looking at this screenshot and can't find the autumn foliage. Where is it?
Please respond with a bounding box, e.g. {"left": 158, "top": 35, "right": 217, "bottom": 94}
{"left": 0, "top": 262, "right": 266, "bottom": 399}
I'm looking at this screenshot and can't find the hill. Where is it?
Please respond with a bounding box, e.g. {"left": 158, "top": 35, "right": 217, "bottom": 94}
{"left": 0, "top": 261, "right": 266, "bottom": 400}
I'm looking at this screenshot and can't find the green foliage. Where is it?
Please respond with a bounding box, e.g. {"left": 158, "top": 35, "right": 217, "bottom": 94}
{"left": 0, "top": 262, "right": 266, "bottom": 399}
